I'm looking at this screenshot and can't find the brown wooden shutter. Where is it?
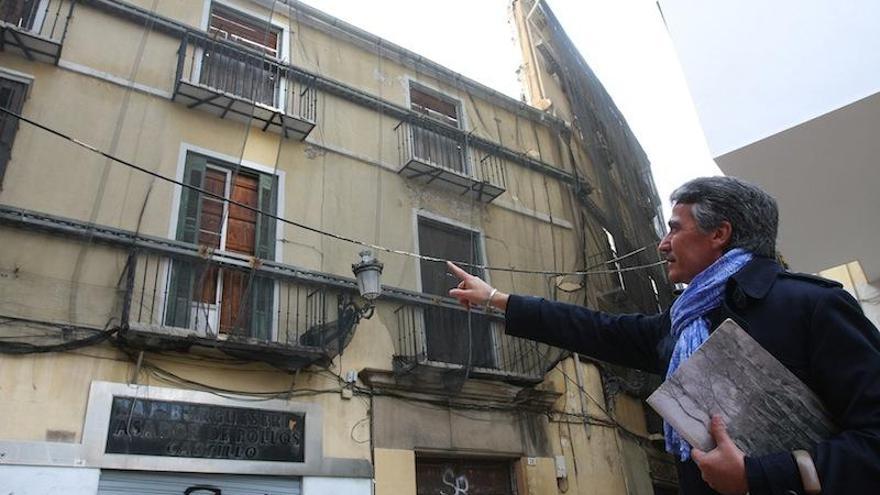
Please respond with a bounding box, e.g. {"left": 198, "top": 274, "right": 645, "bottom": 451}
{"left": 209, "top": 5, "right": 279, "bottom": 56}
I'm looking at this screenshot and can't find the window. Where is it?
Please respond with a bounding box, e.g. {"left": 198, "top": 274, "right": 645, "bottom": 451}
{"left": 416, "top": 457, "right": 515, "bottom": 495}
{"left": 202, "top": 4, "right": 281, "bottom": 107}
{"left": 649, "top": 276, "right": 662, "bottom": 313}
{"left": 208, "top": 5, "right": 280, "bottom": 58}
{"left": 0, "top": 1, "right": 40, "bottom": 31}
{"left": 0, "top": 77, "right": 27, "bottom": 188}
{"left": 604, "top": 228, "right": 626, "bottom": 290}
{"left": 408, "top": 84, "right": 467, "bottom": 175}
{"left": 418, "top": 216, "right": 495, "bottom": 368}
{"left": 165, "top": 152, "right": 277, "bottom": 339}
{"left": 410, "top": 84, "right": 460, "bottom": 128}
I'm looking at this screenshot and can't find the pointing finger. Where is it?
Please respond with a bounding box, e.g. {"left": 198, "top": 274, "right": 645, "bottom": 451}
{"left": 446, "top": 261, "right": 470, "bottom": 281}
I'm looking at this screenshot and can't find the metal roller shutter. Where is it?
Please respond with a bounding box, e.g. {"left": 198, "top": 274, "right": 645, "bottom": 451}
{"left": 97, "top": 470, "right": 301, "bottom": 495}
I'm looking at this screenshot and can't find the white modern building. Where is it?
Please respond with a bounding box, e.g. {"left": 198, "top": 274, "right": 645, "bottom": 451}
{"left": 658, "top": 0, "right": 880, "bottom": 325}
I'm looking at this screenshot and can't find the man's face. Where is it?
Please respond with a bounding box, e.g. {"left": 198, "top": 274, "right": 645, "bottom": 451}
{"left": 658, "top": 203, "right": 728, "bottom": 284}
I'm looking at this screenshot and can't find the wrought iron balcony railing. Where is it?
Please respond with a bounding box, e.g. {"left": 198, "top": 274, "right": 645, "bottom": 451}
{"left": 120, "top": 248, "right": 356, "bottom": 364}
{"left": 395, "top": 120, "right": 507, "bottom": 203}
{"left": 392, "top": 303, "right": 551, "bottom": 383}
{"left": 0, "top": 0, "right": 73, "bottom": 64}
{"left": 173, "top": 32, "right": 317, "bottom": 140}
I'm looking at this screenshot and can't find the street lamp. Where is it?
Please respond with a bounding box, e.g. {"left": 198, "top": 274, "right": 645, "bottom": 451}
{"left": 352, "top": 250, "right": 383, "bottom": 301}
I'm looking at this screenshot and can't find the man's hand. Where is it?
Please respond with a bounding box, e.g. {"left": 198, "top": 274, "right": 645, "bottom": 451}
{"left": 446, "top": 261, "right": 507, "bottom": 310}
{"left": 691, "top": 415, "right": 748, "bottom": 495}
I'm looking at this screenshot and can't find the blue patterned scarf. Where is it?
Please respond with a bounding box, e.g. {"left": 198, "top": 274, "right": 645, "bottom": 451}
{"left": 664, "top": 248, "right": 753, "bottom": 461}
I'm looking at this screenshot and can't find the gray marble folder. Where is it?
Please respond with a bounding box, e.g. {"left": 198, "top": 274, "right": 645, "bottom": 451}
{"left": 646, "top": 319, "right": 837, "bottom": 456}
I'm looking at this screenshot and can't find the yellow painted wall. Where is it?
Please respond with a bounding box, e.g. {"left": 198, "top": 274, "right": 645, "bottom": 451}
{"left": 543, "top": 357, "right": 648, "bottom": 495}
{"left": 375, "top": 449, "right": 416, "bottom": 495}
{"left": 519, "top": 456, "right": 560, "bottom": 495}
{"left": 614, "top": 393, "right": 650, "bottom": 439}
{"left": 0, "top": 0, "right": 658, "bottom": 491}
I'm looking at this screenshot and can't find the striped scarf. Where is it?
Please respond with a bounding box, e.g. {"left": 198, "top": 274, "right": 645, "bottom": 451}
{"left": 664, "top": 248, "right": 753, "bottom": 461}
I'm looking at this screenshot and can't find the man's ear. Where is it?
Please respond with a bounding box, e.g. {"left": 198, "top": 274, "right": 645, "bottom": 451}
{"left": 712, "top": 220, "right": 733, "bottom": 250}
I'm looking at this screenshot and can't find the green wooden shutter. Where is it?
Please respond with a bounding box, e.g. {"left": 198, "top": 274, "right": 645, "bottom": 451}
{"left": 165, "top": 154, "right": 208, "bottom": 328}
{"left": 254, "top": 173, "right": 277, "bottom": 260}
{"left": 250, "top": 173, "right": 277, "bottom": 340}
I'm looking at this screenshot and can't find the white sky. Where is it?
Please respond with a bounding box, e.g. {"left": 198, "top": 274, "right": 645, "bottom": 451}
{"left": 298, "top": 0, "right": 722, "bottom": 219}
{"left": 658, "top": 0, "right": 880, "bottom": 157}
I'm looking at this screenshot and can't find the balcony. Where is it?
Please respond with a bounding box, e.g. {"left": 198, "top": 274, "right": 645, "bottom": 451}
{"left": 173, "top": 32, "right": 317, "bottom": 140}
{"left": 0, "top": 0, "right": 73, "bottom": 64}
{"left": 395, "top": 120, "right": 507, "bottom": 203}
{"left": 391, "top": 303, "right": 555, "bottom": 384}
{"left": 120, "top": 248, "right": 356, "bottom": 369}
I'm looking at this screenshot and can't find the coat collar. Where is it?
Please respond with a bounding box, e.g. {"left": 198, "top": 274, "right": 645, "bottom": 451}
{"left": 728, "top": 255, "right": 782, "bottom": 299}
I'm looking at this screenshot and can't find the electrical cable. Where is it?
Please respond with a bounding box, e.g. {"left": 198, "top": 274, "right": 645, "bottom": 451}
{"left": 1, "top": 104, "right": 668, "bottom": 280}
{"left": 0, "top": 320, "right": 119, "bottom": 354}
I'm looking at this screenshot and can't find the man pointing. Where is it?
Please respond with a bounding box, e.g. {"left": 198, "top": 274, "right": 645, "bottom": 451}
{"left": 448, "top": 176, "right": 880, "bottom": 495}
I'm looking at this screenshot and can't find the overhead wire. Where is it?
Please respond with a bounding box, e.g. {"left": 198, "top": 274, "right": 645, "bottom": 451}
{"left": 1, "top": 102, "right": 667, "bottom": 280}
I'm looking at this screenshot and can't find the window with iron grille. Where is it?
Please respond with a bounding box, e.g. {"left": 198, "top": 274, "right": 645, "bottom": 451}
{"left": 202, "top": 3, "right": 282, "bottom": 107}
{"left": 0, "top": 0, "right": 41, "bottom": 31}
{"left": 410, "top": 84, "right": 460, "bottom": 128}
{"left": 165, "top": 152, "right": 277, "bottom": 339}
{"left": 408, "top": 84, "right": 468, "bottom": 175}
{"left": 0, "top": 77, "right": 27, "bottom": 188}
{"left": 418, "top": 216, "right": 496, "bottom": 368}
{"left": 416, "top": 456, "right": 515, "bottom": 495}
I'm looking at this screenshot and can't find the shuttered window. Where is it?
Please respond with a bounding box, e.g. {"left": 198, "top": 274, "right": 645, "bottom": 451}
{"left": 165, "top": 152, "right": 277, "bottom": 339}
{"left": 410, "top": 85, "right": 460, "bottom": 128}
{"left": 0, "top": 77, "right": 27, "bottom": 188}
{"left": 208, "top": 4, "right": 280, "bottom": 57}
{"left": 418, "top": 217, "right": 496, "bottom": 368}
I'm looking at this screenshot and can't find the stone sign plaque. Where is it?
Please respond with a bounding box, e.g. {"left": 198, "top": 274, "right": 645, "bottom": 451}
{"left": 105, "top": 396, "right": 305, "bottom": 462}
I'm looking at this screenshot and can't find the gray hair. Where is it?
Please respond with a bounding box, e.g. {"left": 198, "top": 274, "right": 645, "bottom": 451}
{"left": 670, "top": 176, "right": 778, "bottom": 257}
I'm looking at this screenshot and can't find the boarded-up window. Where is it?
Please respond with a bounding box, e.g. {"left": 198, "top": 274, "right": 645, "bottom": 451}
{"left": 411, "top": 85, "right": 459, "bottom": 128}
{"left": 418, "top": 217, "right": 495, "bottom": 368}
{"left": 0, "top": 78, "right": 26, "bottom": 188}
{"left": 416, "top": 457, "right": 514, "bottom": 495}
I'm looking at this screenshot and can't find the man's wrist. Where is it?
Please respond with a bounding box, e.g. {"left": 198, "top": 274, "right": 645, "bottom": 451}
{"left": 485, "top": 288, "right": 498, "bottom": 312}
{"left": 489, "top": 290, "right": 509, "bottom": 311}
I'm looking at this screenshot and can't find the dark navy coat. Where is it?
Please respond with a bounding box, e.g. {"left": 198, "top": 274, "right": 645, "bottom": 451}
{"left": 505, "top": 256, "right": 880, "bottom": 494}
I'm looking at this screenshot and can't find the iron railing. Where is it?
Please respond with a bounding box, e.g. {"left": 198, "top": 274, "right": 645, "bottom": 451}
{"left": 392, "top": 303, "right": 550, "bottom": 381}
{"left": 0, "top": 0, "right": 74, "bottom": 64}
{"left": 1, "top": 0, "right": 69, "bottom": 40}
{"left": 175, "top": 32, "right": 317, "bottom": 124}
{"left": 123, "top": 249, "right": 346, "bottom": 352}
{"left": 395, "top": 120, "right": 508, "bottom": 195}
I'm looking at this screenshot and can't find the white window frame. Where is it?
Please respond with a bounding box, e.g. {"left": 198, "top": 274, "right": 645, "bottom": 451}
{"left": 152, "top": 143, "right": 285, "bottom": 340}
{"left": 404, "top": 78, "right": 474, "bottom": 177}
{"left": 412, "top": 209, "right": 500, "bottom": 370}
{"left": 197, "top": 0, "right": 291, "bottom": 111}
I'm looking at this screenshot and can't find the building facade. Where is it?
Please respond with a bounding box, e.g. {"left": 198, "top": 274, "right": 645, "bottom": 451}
{"left": 658, "top": 0, "right": 880, "bottom": 327}
{"left": 0, "top": 0, "right": 674, "bottom": 493}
